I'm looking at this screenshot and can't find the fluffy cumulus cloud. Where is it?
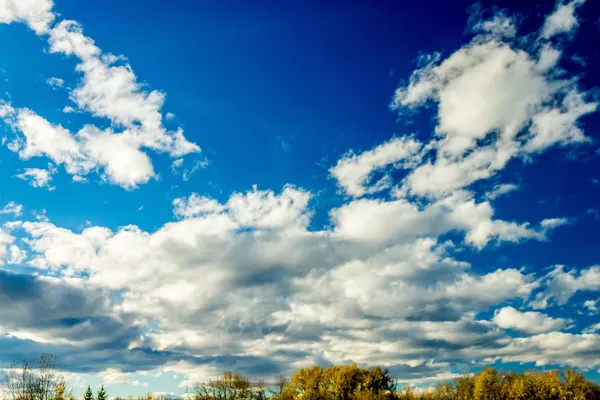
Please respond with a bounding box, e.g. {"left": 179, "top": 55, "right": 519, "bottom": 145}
{"left": 584, "top": 300, "right": 598, "bottom": 314}
{"left": 0, "top": 0, "right": 200, "bottom": 189}
{"left": 330, "top": 190, "right": 568, "bottom": 249}
{"left": 173, "top": 185, "right": 312, "bottom": 229}
{"left": 13, "top": 210, "right": 540, "bottom": 379}
{"left": 492, "top": 306, "right": 567, "bottom": 334}
{"left": 329, "top": 136, "right": 422, "bottom": 197}
{"left": 390, "top": 0, "right": 596, "bottom": 198}
{"left": 541, "top": 0, "right": 586, "bottom": 39}
{"left": 0, "top": 0, "right": 54, "bottom": 34}
{"left": 0, "top": 0, "right": 599, "bottom": 392}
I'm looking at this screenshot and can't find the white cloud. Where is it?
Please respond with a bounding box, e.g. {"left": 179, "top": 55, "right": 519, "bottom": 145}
{"left": 46, "top": 77, "right": 64, "bottom": 89}
{"left": 48, "top": 20, "right": 200, "bottom": 157}
{"left": 0, "top": 229, "right": 15, "bottom": 264}
{"left": 8, "top": 108, "right": 94, "bottom": 176}
{"left": 173, "top": 185, "right": 312, "bottom": 230}
{"left": 392, "top": 41, "right": 551, "bottom": 153}
{"left": 584, "top": 299, "right": 598, "bottom": 313}
{"left": 6, "top": 244, "right": 27, "bottom": 264}
{"left": 330, "top": 136, "right": 422, "bottom": 197}
{"left": 9, "top": 173, "right": 600, "bottom": 382}
{"left": 0, "top": 0, "right": 54, "bottom": 34}
{"left": 47, "top": 19, "right": 100, "bottom": 59}
{"left": 3, "top": 221, "right": 22, "bottom": 231}
{"left": 523, "top": 91, "right": 595, "bottom": 153}
{"left": 19, "top": 210, "right": 533, "bottom": 376}
{"left": 33, "top": 209, "right": 49, "bottom": 222}
{"left": 0, "top": 201, "right": 23, "bottom": 217}
{"left": 494, "top": 331, "right": 600, "bottom": 368}
{"left": 390, "top": 12, "right": 596, "bottom": 198}
{"left": 11, "top": 179, "right": 544, "bottom": 364}
{"left": 0, "top": 229, "right": 25, "bottom": 265}
{"left": 150, "top": 393, "right": 179, "bottom": 399}
{"left": 99, "top": 368, "right": 131, "bottom": 386}
{"left": 541, "top": 0, "right": 586, "bottom": 39}
{"left": 72, "top": 175, "right": 87, "bottom": 183}
{"left": 471, "top": 10, "right": 517, "bottom": 38}
{"left": 536, "top": 44, "right": 562, "bottom": 73}
{"left": 531, "top": 265, "right": 600, "bottom": 309}
{"left": 0, "top": 6, "right": 201, "bottom": 189}
{"left": 173, "top": 194, "right": 225, "bottom": 219}
{"left": 584, "top": 323, "right": 600, "bottom": 334}
{"left": 78, "top": 125, "right": 155, "bottom": 189}
{"left": 539, "top": 217, "right": 572, "bottom": 229}
{"left": 2, "top": 105, "right": 162, "bottom": 188}
{"left": 227, "top": 185, "right": 312, "bottom": 230}
{"left": 171, "top": 157, "right": 208, "bottom": 182}
{"left": 485, "top": 183, "right": 520, "bottom": 200}
{"left": 401, "top": 145, "right": 518, "bottom": 198}
{"left": 330, "top": 190, "right": 565, "bottom": 249}
{"left": 15, "top": 164, "right": 56, "bottom": 189}
{"left": 183, "top": 160, "right": 208, "bottom": 181}
{"left": 171, "top": 158, "right": 183, "bottom": 172}
{"left": 492, "top": 306, "right": 567, "bottom": 334}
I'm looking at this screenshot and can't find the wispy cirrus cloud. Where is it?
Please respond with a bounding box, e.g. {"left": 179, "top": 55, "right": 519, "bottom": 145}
{"left": 0, "top": 201, "right": 23, "bottom": 217}
{"left": 15, "top": 164, "right": 57, "bottom": 190}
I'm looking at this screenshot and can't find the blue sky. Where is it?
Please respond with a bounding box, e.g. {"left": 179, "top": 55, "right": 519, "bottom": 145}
{"left": 1, "top": 0, "right": 600, "bottom": 397}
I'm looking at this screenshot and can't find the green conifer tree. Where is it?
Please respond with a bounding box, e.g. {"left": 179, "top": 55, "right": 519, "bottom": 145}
{"left": 96, "top": 385, "right": 107, "bottom": 400}
{"left": 84, "top": 386, "right": 94, "bottom": 400}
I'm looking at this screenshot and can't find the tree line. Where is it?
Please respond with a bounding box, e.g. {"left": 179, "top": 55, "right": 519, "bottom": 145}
{"left": 189, "top": 364, "right": 600, "bottom": 400}
{"left": 3, "top": 354, "right": 600, "bottom": 400}
{"left": 0, "top": 354, "right": 106, "bottom": 400}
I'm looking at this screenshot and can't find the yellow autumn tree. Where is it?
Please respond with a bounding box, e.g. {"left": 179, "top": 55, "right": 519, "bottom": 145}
{"left": 473, "top": 368, "right": 499, "bottom": 400}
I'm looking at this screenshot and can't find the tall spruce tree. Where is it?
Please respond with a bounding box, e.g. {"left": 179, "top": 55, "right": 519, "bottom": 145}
{"left": 96, "top": 385, "right": 107, "bottom": 400}
{"left": 84, "top": 386, "right": 93, "bottom": 400}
